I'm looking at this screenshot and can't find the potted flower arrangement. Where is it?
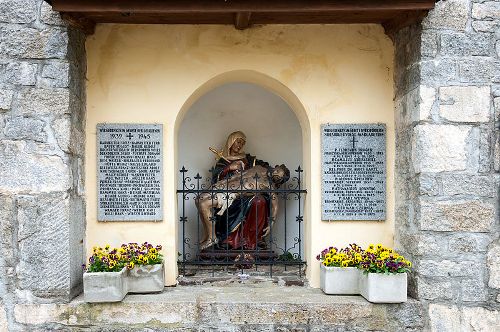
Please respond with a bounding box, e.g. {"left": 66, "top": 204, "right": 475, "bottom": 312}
{"left": 83, "top": 244, "right": 129, "bottom": 303}
{"left": 125, "top": 242, "right": 165, "bottom": 293}
{"left": 83, "top": 242, "right": 164, "bottom": 302}
{"left": 358, "top": 244, "right": 411, "bottom": 303}
{"left": 317, "top": 243, "right": 364, "bottom": 295}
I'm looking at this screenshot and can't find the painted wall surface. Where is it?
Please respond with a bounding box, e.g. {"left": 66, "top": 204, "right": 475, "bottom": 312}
{"left": 85, "top": 24, "right": 395, "bottom": 287}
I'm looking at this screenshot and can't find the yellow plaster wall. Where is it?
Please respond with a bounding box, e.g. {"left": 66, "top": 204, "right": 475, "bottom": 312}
{"left": 85, "top": 24, "right": 395, "bottom": 287}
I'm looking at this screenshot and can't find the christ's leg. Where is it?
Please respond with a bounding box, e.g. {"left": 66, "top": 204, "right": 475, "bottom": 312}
{"left": 195, "top": 193, "right": 219, "bottom": 250}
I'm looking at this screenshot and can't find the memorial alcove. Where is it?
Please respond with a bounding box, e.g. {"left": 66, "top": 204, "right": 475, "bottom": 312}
{"left": 176, "top": 79, "right": 305, "bottom": 273}
{"left": 85, "top": 25, "right": 396, "bottom": 287}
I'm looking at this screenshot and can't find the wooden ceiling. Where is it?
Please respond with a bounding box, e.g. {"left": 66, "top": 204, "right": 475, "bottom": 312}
{"left": 46, "top": 0, "right": 436, "bottom": 36}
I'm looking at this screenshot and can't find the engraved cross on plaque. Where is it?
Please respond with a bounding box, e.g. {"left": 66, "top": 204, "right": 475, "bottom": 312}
{"left": 350, "top": 135, "right": 358, "bottom": 149}
{"left": 126, "top": 133, "right": 134, "bottom": 140}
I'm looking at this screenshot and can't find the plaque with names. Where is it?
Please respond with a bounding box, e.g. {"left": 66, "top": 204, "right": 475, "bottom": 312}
{"left": 321, "top": 124, "right": 386, "bottom": 221}
{"left": 97, "top": 123, "right": 163, "bottom": 221}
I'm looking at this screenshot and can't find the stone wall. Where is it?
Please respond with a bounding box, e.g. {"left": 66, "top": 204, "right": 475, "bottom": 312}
{"left": 0, "top": 0, "right": 86, "bottom": 330}
{"left": 393, "top": 0, "right": 500, "bottom": 330}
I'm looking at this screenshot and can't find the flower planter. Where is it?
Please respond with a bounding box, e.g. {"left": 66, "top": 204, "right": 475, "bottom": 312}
{"left": 320, "top": 264, "right": 360, "bottom": 295}
{"left": 83, "top": 267, "right": 128, "bottom": 303}
{"left": 359, "top": 272, "right": 407, "bottom": 303}
{"left": 127, "top": 263, "right": 164, "bottom": 293}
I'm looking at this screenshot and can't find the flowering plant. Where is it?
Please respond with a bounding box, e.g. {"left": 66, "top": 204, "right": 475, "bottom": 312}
{"left": 316, "top": 243, "right": 364, "bottom": 268}
{"left": 359, "top": 244, "right": 411, "bottom": 274}
{"left": 84, "top": 242, "right": 163, "bottom": 272}
{"left": 123, "top": 242, "right": 163, "bottom": 269}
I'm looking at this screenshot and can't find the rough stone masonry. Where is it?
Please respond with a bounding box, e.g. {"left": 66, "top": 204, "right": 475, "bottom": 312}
{"left": 0, "top": 0, "right": 86, "bottom": 330}
{"left": 0, "top": 0, "right": 499, "bottom": 331}
{"left": 393, "top": 0, "right": 500, "bottom": 330}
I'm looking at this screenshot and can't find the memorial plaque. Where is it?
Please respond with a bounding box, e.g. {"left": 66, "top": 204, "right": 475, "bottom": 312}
{"left": 321, "top": 124, "right": 386, "bottom": 220}
{"left": 97, "top": 124, "right": 163, "bottom": 221}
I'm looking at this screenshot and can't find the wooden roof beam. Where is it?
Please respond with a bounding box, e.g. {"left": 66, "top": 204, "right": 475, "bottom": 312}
{"left": 51, "top": 0, "right": 436, "bottom": 14}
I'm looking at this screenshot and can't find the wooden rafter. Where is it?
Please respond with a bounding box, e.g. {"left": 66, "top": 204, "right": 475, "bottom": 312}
{"left": 234, "top": 12, "right": 252, "bottom": 30}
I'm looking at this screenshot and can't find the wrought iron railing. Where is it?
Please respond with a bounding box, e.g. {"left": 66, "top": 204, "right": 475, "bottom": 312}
{"left": 177, "top": 166, "right": 306, "bottom": 277}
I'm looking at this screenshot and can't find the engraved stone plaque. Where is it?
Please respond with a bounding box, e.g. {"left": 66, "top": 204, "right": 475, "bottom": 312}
{"left": 321, "top": 124, "right": 386, "bottom": 220}
{"left": 97, "top": 124, "right": 163, "bottom": 221}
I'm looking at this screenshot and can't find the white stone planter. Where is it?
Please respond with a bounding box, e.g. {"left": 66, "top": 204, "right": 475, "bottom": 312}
{"left": 128, "top": 263, "right": 165, "bottom": 293}
{"left": 320, "top": 264, "right": 360, "bottom": 295}
{"left": 83, "top": 267, "right": 128, "bottom": 303}
{"left": 359, "top": 272, "right": 407, "bottom": 303}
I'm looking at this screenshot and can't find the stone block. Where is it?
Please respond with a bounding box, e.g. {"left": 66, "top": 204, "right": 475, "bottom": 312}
{"left": 40, "top": 1, "right": 65, "bottom": 26}
{"left": 461, "top": 279, "right": 488, "bottom": 302}
{"left": 420, "top": 59, "right": 458, "bottom": 86}
{"left": 2, "top": 62, "right": 37, "bottom": 86}
{"left": 487, "top": 240, "right": 500, "bottom": 289}
{"left": 68, "top": 195, "right": 84, "bottom": 298}
{"left": 4, "top": 117, "right": 47, "bottom": 142}
{"left": 0, "top": 195, "right": 15, "bottom": 267}
{"left": 396, "top": 63, "right": 420, "bottom": 97}
{"left": 0, "top": 305, "right": 6, "bottom": 332}
{"left": 74, "top": 157, "right": 85, "bottom": 196}
{"left": 418, "top": 260, "right": 482, "bottom": 278}
{"left": 0, "top": 26, "right": 68, "bottom": 59}
{"left": 492, "top": 85, "right": 500, "bottom": 98}
{"left": 429, "top": 304, "right": 461, "bottom": 332}
{"left": 17, "top": 193, "right": 71, "bottom": 298}
{"left": 423, "top": 0, "right": 469, "bottom": 31}
{"left": 15, "top": 88, "right": 70, "bottom": 116}
{"left": 52, "top": 116, "right": 70, "bottom": 152}
{"left": 70, "top": 123, "right": 85, "bottom": 157}
{"left": 0, "top": 0, "right": 37, "bottom": 23}
{"left": 462, "top": 307, "right": 500, "bottom": 332}
{"left": 0, "top": 140, "right": 71, "bottom": 194}
{"left": 0, "top": 89, "right": 13, "bottom": 111}
{"left": 459, "top": 58, "right": 500, "bottom": 83}
{"left": 440, "top": 33, "right": 492, "bottom": 57}
{"left": 11, "top": 288, "right": 425, "bottom": 330}
{"left": 419, "top": 173, "right": 439, "bottom": 196}
{"left": 439, "top": 86, "right": 490, "bottom": 122}
{"left": 421, "top": 31, "right": 438, "bottom": 58}
{"left": 40, "top": 61, "right": 70, "bottom": 88}
{"left": 397, "top": 86, "right": 436, "bottom": 127}
{"left": 419, "top": 86, "right": 435, "bottom": 121}
{"left": 14, "top": 298, "right": 198, "bottom": 326}
{"left": 472, "top": 20, "right": 499, "bottom": 33}
{"left": 441, "top": 174, "right": 498, "bottom": 198}
{"left": 472, "top": 2, "right": 500, "bottom": 20}
{"left": 412, "top": 125, "right": 470, "bottom": 173}
{"left": 399, "top": 233, "right": 446, "bottom": 256}
{"left": 0, "top": 113, "right": 4, "bottom": 139}
{"left": 449, "top": 234, "right": 492, "bottom": 254}
{"left": 494, "top": 131, "right": 500, "bottom": 172}
{"left": 495, "top": 97, "right": 500, "bottom": 122}
{"left": 420, "top": 199, "right": 495, "bottom": 232}
{"left": 386, "top": 301, "right": 424, "bottom": 330}
{"left": 416, "top": 277, "right": 454, "bottom": 300}
{"left": 478, "top": 129, "right": 491, "bottom": 173}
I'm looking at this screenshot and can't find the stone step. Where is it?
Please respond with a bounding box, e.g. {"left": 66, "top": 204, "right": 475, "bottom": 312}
{"left": 14, "top": 285, "right": 423, "bottom": 331}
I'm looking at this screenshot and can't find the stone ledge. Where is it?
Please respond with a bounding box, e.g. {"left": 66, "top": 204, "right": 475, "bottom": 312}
{"left": 14, "top": 286, "right": 424, "bottom": 331}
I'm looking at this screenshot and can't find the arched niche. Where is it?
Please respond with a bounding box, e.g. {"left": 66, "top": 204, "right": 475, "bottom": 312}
{"left": 174, "top": 71, "right": 311, "bottom": 274}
